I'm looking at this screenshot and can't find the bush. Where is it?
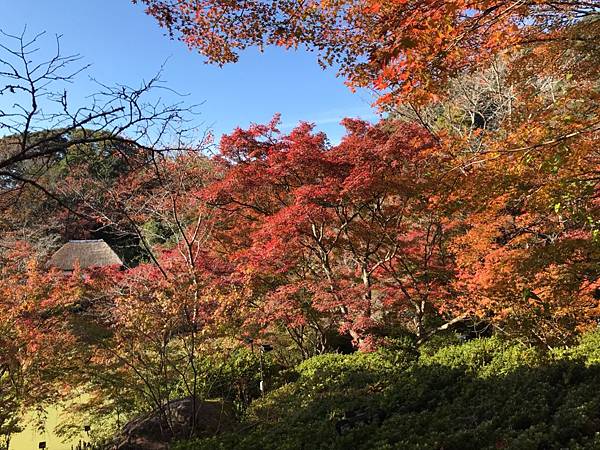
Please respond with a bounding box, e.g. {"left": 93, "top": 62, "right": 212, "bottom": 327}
{"left": 419, "top": 336, "right": 543, "bottom": 377}
{"left": 174, "top": 331, "right": 600, "bottom": 450}
{"left": 195, "top": 347, "right": 283, "bottom": 416}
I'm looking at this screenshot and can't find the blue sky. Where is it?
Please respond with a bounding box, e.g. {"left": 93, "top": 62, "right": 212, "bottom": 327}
{"left": 2, "top": 0, "right": 379, "bottom": 144}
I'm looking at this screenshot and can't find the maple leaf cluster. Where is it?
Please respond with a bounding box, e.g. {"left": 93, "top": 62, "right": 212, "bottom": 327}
{"left": 136, "top": 0, "right": 597, "bottom": 104}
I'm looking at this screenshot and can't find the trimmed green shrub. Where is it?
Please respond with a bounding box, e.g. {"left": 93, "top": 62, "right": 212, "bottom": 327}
{"left": 174, "top": 330, "right": 600, "bottom": 450}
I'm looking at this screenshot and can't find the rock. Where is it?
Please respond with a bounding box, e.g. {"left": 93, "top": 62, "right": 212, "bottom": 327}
{"left": 113, "top": 397, "right": 234, "bottom": 450}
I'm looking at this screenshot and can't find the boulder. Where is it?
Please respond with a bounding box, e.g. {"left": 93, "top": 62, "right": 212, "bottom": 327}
{"left": 113, "top": 397, "right": 234, "bottom": 450}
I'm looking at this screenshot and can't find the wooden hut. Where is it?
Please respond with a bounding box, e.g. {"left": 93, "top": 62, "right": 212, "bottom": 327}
{"left": 47, "top": 239, "right": 122, "bottom": 273}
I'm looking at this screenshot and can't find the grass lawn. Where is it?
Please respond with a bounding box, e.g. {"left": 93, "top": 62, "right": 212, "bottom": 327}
{"left": 11, "top": 406, "right": 72, "bottom": 450}
{"left": 10, "top": 398, "right": 93, "bottom": 450}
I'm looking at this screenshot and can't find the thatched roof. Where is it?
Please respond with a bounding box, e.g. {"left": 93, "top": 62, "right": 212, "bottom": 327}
{"left": 47, "top": 239, "right": 122, "bottom": 271}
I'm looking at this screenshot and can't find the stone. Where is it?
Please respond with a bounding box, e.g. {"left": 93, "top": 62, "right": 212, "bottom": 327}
{"left": 112, "top": 397, "right": 234, "bottom": 450}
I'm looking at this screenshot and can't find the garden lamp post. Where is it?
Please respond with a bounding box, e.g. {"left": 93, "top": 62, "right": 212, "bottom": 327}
{"left": 259, "top": 343, "right": 273, "bottom": 395}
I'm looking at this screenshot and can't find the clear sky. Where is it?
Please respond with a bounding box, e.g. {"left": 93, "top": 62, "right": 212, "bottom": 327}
{"left": 2, "top": 0, "right": 379, "bottom": 144}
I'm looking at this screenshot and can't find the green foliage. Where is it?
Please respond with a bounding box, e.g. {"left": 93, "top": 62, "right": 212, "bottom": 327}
{"left": 419, "top": 336, "right": 543, "bottom": 377}
{"left": 559, "top": 329, "right": 600, "bottom": 365}
{"left": 199, "top": 347, "right": 282, "bottom": 415}
{"left": 140, "top": 219, "right": 172, "bottom": 247}
{"left": 174, "top": 330, "right": 600, "bottom": 450}
{"left": 50, "top": 130, "right": 136, "bottom": 182}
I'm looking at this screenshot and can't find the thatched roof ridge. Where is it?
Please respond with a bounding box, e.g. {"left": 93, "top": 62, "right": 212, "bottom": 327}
{"left": 48, "top": 239, "right": 122, "bottom": 271}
